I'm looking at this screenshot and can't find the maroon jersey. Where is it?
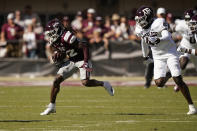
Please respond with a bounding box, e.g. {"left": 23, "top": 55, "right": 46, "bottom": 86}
{"left": 1, "top": 23, "right": 23, "bottom": 40}
{"left": 82, "top": 19, "right": 94, "bottom": 38}
{"left": 51, "top": 30, "right": 89, "bottom": 62}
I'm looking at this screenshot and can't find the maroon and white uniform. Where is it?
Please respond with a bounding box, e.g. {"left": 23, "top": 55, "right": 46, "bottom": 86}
{"left": 1, "top": 23, "right": 23, "bottom": 41}
{"left": 52, "top": 29, "right": 91, "bottom": 80}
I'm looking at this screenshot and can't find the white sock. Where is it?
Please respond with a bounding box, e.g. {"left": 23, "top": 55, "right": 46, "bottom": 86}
{"left": 189, "top": 104, "right": 196, "bottom": 110}
{"left": 49, "top": 103, "right": 55, "bottom": 108}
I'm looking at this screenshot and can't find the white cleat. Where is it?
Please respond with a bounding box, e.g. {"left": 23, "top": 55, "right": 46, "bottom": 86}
{"left": 103, "top": 81, "right": 114, "bottom": 96}
{"left": 187, "top": 105, "right": 197, "bottom": 115}
{"left": 187, "top": 109, "right": 197, "bottom": 115}
{"left": 40, "top": 103, "right": 56, "bottom": 115}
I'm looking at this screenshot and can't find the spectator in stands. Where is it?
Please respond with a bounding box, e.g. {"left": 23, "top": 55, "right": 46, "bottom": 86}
{"left": 90, "top": 16, "right": 109, "bottom": 52}
{"left": 71, "top": 11, "right": 83, "bottom": 31}
{"left": 62, "top": 16, "right": 70, "bottom": 28}
{"left": 71, "top": 11, "right": 84, "bottom": 39}
{"left": 103, "top": 16, "right": 113, "bottom": 40}
{"left": 23, "top": 5, "right": 41, "bottom": 24}
{"left": 82, "top": 8, "right": 95, "bottom": 40}
{"left": 14, "top": 10, "right": 24, "bottom": 28}
{"left": 1, "top": 13, "right": 23, "bottom": 57}
{"left": 119, "top": 16, "right": 129, "bottom": 40}
{"left": 128, "top": 8, "right": 140, "bottom": 41}
{"left": 23, "top": 23, "right": 37, "bottom": 59}
{"left": 32, "top": 17, "right": 43, "bottom": 34}
{"left": 89, "top": 17, "right": 104, "bottom": 45}
{"left": 23, "top": 5, "right": 43, "bottom": 34}
{"left": 110, "top": 13, "right": 122, "bottom": 41}
{"left": 156, "top": 7, "right": 166, "bottom": 19}
{"left": 166, "top": 13, "right": 176, "bottom": 33}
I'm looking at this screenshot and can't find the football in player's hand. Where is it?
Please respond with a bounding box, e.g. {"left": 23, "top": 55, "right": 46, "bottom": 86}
{"left": 52, "top": 51, "right": 66, "bottom": 63}
{"left": 148, "top": 36, "right": 160, "bottom": 46}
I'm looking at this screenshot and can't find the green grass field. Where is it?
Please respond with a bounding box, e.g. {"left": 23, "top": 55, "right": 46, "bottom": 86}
{"left": 0, "top": 85, "right": 197, "bottom": 131}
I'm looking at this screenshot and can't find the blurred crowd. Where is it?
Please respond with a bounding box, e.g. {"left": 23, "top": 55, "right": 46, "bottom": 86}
{"left": 0, "top": 5, "right": 44, "bottom": 58}
{"left": 0, "top": 5, "right": 195, "bottom": 60}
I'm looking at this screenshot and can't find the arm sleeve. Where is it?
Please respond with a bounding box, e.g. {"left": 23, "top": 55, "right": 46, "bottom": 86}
{"left": 63, "top": 31, "right": 77, "bottom": 44}
{"left": 141, "top": 39, "right": 149, "bottom": 57}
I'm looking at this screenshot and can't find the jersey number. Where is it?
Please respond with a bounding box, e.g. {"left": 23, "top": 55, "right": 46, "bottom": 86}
{"left": 66, "top": 49, "right": 78, "bottom": 57}
{"left": 190, "top": 36, "right": 196, "bottom": 44}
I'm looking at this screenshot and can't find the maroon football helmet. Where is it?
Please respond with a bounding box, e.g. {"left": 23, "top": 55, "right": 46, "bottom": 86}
{"left": 184, "top": 9, "right": 195, "bottom": 24}
{"left": 135, "top": 6, "right": 154, "bottom": 29}
{"left": 45, "top": 19, "right": 64, "bottom": 44}
{"left": 188, "top": 15, "right": 197, "bottom": 33}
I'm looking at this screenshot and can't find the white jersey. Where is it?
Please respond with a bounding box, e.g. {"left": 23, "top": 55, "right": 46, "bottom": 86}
{"left": 181, "top": 33, "right": 197, "bottom": 49}
{"left": 175, "top": 19, "right": 188, "bottom": 36}
{"left": 135, "top": 18, "right": 178, "bottom": 59}
{"left": 175, "top": 19, "right": 197, "bottom": 49}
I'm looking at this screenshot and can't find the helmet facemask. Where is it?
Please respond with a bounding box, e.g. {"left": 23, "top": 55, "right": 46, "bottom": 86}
{"left": 44, "top": 19, "right": 64, "bottom": 45}
{"left": 135, "top": 7, "right": 153, "bottom": 29}
{"left": 135, "top": 15, "right": 149, "bottom": 28}
{"left": 188, "top": 20, "right": 197, "bottom": 33}
{"left": 185, "top": 15, "right": 191, "bottom": 25}
{"left": 45, "top": 28, "right": 59, "bottom": 44}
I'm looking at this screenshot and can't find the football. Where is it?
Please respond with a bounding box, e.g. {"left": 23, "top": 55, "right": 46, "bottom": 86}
{"left": 52, "top": 51, "right": 66, "bottom": 63}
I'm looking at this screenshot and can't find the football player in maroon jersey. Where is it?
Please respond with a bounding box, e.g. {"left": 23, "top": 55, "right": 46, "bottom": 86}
{"left": 40, "top": 19, "right": 114, "bottom": 115}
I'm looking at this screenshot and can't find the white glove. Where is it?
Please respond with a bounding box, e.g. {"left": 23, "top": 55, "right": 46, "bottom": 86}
{"left": 177, "top": 46, "right": 187, "bottom": 53}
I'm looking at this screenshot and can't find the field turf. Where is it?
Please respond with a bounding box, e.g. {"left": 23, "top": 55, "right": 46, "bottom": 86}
{"left": 0, "top": 85, "right": 197, "bottom": 131}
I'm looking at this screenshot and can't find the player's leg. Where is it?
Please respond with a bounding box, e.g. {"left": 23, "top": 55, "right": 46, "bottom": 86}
{"left": 173, "top": 76, "right": 193, "bottom": 104}
{"left": 144, "top": 62, "right": 154, "bottom": 88}
{"left": 40, "top": 74, "right": 64, "bottom": 116}
{"left": 153, "top": 59, "right": 168, "bottom": 88}
{"left": 173, "top": 76, "right": 197, "bottom": 115}
{"left": 168, "top": 56, "right": 197, "bottom": 115}
{"left": 77, "top": 60, "right": 114, "bottom": 96}
{"left": 162, "top": 71, "right": 172, "bottom": 86}
{"left": 173, "top": 55, "right": 189, "bottom": 92}
{"left": 190, "top": 55, "right": 197, "bottom": 72}
{"left": 50, "top": 75, "right": 64, "bottom": 103}
{"left": 161, "top": 55, "right": 188, "bottom": 90}
{"left": 179, "top": 55, "right": 189, "bottom": 70}
{"left": 40, "top": 61, "right": 78, "bottom": 115}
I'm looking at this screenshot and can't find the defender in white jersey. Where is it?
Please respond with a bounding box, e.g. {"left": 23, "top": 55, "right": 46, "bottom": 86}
{"left": 178, "top": 15, "right": 197, "bottom": 56}
{"left": 175, "top": 9, "right": 197, "bottom": 71}
{"left": 135, "top": 6, "right": 197, "bottom": 115}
